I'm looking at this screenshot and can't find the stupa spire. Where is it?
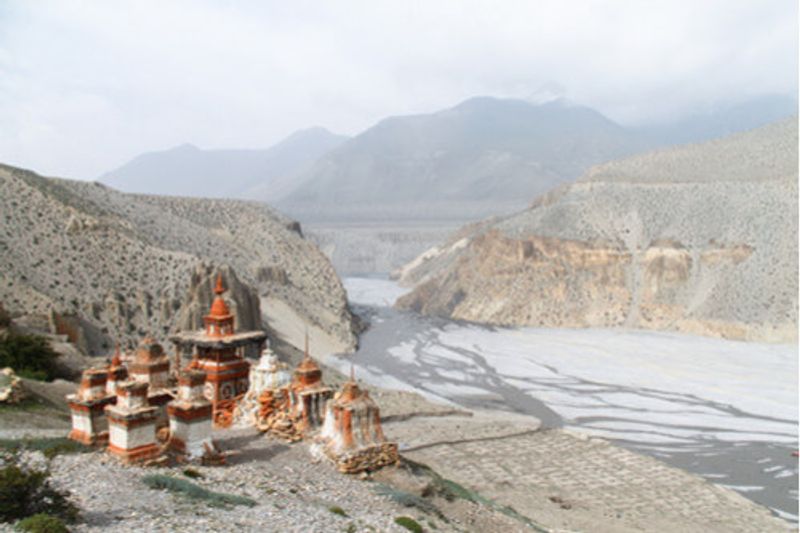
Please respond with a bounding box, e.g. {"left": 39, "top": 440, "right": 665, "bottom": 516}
{"left": 111, "top": 344, "right": 122, "bottom": 367}
{"left": 205, "top": 270, "right": 234, "bottom": 336}
{"left": 111, "top": 343, "right": 122, "bottom": 366}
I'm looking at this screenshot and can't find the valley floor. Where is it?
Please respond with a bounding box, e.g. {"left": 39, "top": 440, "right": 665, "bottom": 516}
{"left": 327, "top": 277, "right": 799, "bottom": 524}
{"left": 1, "top": 389, "right": 790, "bottom": 533}
{"left": 1, "top": 278, "right": 795, "bottom": 531}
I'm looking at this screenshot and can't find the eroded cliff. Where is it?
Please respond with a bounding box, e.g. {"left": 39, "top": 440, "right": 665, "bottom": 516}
{"left": 397, "top": 119, "right": 798, "bottom": 342}
{"left": 0, "top": 164, "right": 358, "bottom": 355}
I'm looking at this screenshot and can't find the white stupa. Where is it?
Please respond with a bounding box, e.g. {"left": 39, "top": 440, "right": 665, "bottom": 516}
{"left": 233, "top": 340, "right": 291, "bottom": 427}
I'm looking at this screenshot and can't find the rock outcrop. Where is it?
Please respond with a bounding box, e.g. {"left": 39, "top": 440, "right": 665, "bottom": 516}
{"left": 0, "top": 163, "right": 358, "bottom": 355}
{"left": 175, "top": 264, "right": 262, "bottom": 333}
{"left": 397, "top": 119, "right": 798, "bottom": 342}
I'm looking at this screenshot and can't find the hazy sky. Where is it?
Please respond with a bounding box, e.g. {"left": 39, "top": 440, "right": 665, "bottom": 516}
{"left": 0, "top": 0, "right": 797, "bottom": 179}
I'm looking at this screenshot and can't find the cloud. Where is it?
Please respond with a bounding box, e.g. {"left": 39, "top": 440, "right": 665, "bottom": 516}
{"left": 0, "top": 0, "right": 796, "bottom": 178}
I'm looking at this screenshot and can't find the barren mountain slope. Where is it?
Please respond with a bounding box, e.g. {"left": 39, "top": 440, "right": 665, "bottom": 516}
{"left": 280, "top": 97, "right": 646, "bottom": 222}
{"left": 0, "top": 163, "right": 357, "bottom": 355}
{"left": 397, "top": 119, "right": 798, "bottom": 342}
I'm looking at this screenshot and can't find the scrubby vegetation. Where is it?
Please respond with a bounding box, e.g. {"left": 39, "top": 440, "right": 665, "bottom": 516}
{"left": 0, "top": 438, "right": 89, "bottom": 460}
{"left": 142, "top": 474, "right": 256, "bottom": 508}
{"left": 181, "top": 468, "right": 203, "bottom": 480}
{"left": 0, "top": 456, "right": 79, "bottom": 524}
{"left": 401, "top": 459, "right": 547, "bottom": 531}
{"left": 0, "top": 332, "right": 61, "bottom": 381}
{"left": 0, "top": 303, "right": 10, "bottom": 328}
{"left": 15, "top": 513, "right": 70, "bottom": 533}
{"left": 394, "top": 516, "right": 423, "bottom": 533}
{"left": 373, "top": 483, "right": 443, "bottom": 519}
{"left": 328, "top": 505, "right": 348, "bottom": 517}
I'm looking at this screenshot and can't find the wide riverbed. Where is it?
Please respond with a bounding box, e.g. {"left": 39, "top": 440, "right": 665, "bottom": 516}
{"left": 327, "top": 277, "right": 799, "bottom": 522}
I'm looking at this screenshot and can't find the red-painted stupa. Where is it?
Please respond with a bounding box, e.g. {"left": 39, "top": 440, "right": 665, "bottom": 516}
{"left": 170, "top": 273, "right": 267, "bottom": 426}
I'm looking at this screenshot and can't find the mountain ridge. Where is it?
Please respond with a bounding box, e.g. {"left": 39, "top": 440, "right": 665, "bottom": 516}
{"left": 101, "top": 127, "right": 348, "bottom": 201}
{"left": 395, "top": 118, "right": 799, "bottom": 342}
{"left": 279, "top": 97, "right": 647, "bottom": 221}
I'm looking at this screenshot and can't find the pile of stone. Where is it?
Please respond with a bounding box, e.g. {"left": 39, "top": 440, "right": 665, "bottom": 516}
{"left": 0, "top": 367, "right": 25, "bottom": 404}
{"left": 333, "top": 442, "right": 400, "bottom": 474}
{"left": 256, "top": 408, "right": 303, "bottom": 442}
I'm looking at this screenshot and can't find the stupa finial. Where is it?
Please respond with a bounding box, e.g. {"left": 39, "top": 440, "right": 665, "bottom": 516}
{"left": 111, "top": 343, "right": 122, "bottom": 367}
{"left": 214, "top": 272, "right": 225, "bottom": 295}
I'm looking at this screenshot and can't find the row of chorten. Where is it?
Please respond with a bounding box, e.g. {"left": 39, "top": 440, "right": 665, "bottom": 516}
{"left": 65, "top": 274, "right": 399, "bottom": 473}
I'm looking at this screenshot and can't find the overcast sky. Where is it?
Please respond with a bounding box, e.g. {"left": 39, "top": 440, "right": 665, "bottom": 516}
{"left": 0, "top": 0, "right": 796, "bottom": 179}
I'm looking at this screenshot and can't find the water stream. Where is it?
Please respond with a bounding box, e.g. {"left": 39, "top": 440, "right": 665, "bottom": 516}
{"left": 327, "top": 277, "right": 799, "bottom": 523}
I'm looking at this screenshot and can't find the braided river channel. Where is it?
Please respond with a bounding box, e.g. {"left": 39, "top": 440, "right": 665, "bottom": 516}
{"left": 327, "top": 277, "right": 799, "bottom": 523}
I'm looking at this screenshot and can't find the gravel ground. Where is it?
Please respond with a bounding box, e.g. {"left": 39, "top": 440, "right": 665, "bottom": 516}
{"left": 0, "top": 427, "right": 524, "bottom": 533}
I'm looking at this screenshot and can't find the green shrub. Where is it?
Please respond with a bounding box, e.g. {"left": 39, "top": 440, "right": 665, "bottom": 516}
{"left": 142, "top": 474, "right": 255, "bottom": 508}
{"left": 182, "top": 468, "right": 203, "bottom": 480}
{"left": 0, "top": 462, "right": 79, "bottom": 523}
{"left": 15, "top": 513, "right": 69, "bottom": 533}
{"left": 328, "top": 505, "right": 348, "bottom": 517}
{"left": 0, "top": 333, "right": 61, "bottom": 382}
{"left": 0, "top": 303, "right": 10, "bottom": 328}
{"left": 394, "top": 516, "right": 423, "bottom": 533}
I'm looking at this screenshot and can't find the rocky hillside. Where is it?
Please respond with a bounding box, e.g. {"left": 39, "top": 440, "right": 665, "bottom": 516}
{"left": 396, "top": 118, "right": 798, "bottom": 342}
{"left": 0, "top": 163, "right": 358, "bottom": 356}
{"left": 101, "top": 127, "right": 348, "bottom": 202}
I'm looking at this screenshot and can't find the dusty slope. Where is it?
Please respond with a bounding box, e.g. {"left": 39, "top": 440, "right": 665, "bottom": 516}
{"left": 396, "top": 119, "right": 798, "bottom": 342}
{"left": 0, "top": 163, "right": 357, "bottom": 355}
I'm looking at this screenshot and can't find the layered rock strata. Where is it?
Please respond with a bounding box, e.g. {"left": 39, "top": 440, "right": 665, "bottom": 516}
{"left": 397, "top": 119, "right": 798, "bottom": 342}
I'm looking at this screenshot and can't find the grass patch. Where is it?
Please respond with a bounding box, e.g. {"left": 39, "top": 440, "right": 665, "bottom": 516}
{"left": 15, "top": 513, "right": 69, "bottom": 532}
{"left": 142, "top": 474, "right": 256, "bottom": 508}
{"left": 0, "top": 397, "right": 50, "bottom": 414}
{"left": 394, "top": 516, "right": 423, "bottom": 533}
{"left": 0, "top": 438, "right": 89, "bottom": 460}
{"left": 402, "top": 459, "right": 548, "bottom": 532}
{"left": 373, "top": 483, "right": 444, "bottom": 520}
{"left": 328, "top": 505, "right": 348, "bottom": 517}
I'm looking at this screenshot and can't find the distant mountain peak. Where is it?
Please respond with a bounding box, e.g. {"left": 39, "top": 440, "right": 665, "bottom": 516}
{"left": 524, "top": 81, "right": 568, "bottom": 105}
{"left": 99, "top": 127, "right": 348, "bottom": 201}
{"left": 172, "top": 143, "right": 200, "bottom": 152}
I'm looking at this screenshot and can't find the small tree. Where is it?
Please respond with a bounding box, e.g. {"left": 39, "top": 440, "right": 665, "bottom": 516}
{"left": 0, "top": 332, "right": 61, "bottom": 381}
{"left": 0, "top": 303, "right": 10, "bottom": 329}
